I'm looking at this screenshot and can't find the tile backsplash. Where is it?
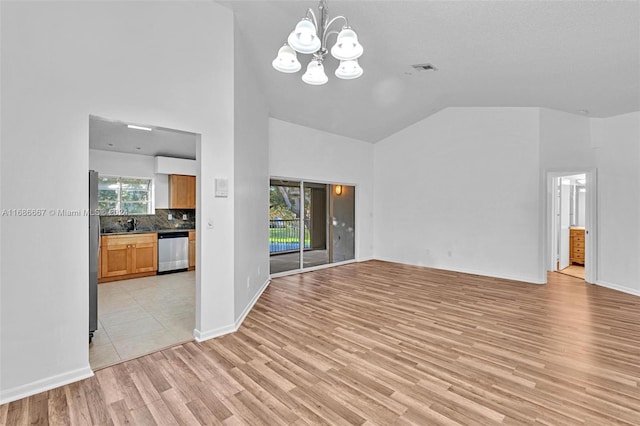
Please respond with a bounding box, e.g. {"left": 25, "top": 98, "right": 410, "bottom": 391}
{"left": 100, "top": 208, "right": 195, "bottom": 233}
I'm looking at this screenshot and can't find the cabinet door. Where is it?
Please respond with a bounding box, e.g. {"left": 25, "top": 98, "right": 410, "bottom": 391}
{"left": 189, "top": 240, "right": 196, "bottom": 270}
{"left": 132, "top": 241, "right": 157, "bottom": 273}
{"left": 169, "top": 175, "right": 196, "bottom": 209}
{"left": 101, "top": 243, "right": 131, "bottom": 277}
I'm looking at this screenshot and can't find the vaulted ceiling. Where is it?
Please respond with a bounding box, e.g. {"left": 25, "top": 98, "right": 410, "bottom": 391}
{"left": 224, "top": 0, "right": 640, "bottom": 142}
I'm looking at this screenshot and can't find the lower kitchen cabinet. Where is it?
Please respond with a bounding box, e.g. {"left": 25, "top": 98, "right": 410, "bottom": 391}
{"left": 189, "top": 231, "right": 196, "bottom": 270}
{"left": 99, "top": 233, "right": 158, "bottom": 283}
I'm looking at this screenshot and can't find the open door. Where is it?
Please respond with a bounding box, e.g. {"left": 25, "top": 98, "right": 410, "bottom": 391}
{"left": 558, "top": 178, "right": 571, "bottom": 270}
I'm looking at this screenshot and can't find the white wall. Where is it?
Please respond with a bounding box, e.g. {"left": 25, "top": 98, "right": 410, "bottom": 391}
{"left": 539, "top": 108, "right": 594, "bottom": 169}
{"left": 374, "top": 107, "right": 543, "bottom": 283}
{"left": 89, "top": 149, "right": 169, "bottom": 209}
{"left": 233, "top": 25, "right": 270, "bottom": 322}
{"left": 593, "top": 112, "right": 640, "bottom": 294}
{"left": 269, "top": 119, "right": 374, "bottom": 261}
{"left": 0, "top": 1, "right": 236, "bottom": 403}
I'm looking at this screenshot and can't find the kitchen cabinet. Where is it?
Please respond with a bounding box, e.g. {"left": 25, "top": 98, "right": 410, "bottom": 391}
{"left": 169, "top": 174, "right": 196, "bottom": 209}
{"left": 99, "top": 233, "right": 158, "bottom": 283}
{"left": 570, "top": 227, "right": 585, "bottom": 265}
{"left": 189, "top": 231, "right": 196, "bottom": 270}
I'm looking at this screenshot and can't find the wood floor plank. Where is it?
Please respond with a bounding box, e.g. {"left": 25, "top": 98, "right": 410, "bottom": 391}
{"left": 2, "top": 260, "right": 640, "bottom": 425}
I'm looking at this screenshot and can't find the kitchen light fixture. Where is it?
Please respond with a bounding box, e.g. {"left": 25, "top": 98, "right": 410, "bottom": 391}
{"left": 127, "top": 124, "right": 152, "bottom": 131}
{"left": 273, "top": 0, "right": 363, "bottom": 85}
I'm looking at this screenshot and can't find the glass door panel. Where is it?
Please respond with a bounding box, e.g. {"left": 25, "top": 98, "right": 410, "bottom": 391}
{"left": 330, "top": 184, "right": 355, "bottom": 263}
{"left": 303, "top": 183, "right": 330, "bottom": 268}
{"left": 269, "top": 180, "right": 302, "bottom": 274}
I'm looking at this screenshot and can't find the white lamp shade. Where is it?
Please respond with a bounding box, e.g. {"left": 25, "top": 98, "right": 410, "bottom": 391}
{"left": 272, "top": 45, "right": 301, "bottom": 73}
{"left": 302, "top": 60, "right": 328, "bottom": 85}
{"left": 287, "top": 19, "right": 321, "bottom": 54}
{"left": 335, "top": 59, "right": 363, "bottom": 80}
{"left": 330, "top": 28, "right": 363, "bottom": 61}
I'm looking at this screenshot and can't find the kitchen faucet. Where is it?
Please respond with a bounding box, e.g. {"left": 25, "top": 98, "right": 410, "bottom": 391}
{"left": 126, "top": 217, "right": 137, "bottom": 231}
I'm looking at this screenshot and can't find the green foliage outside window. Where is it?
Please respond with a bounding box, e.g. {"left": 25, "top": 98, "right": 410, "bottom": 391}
{"left": 98, "top": 176, "right": 152, "bottom": 215}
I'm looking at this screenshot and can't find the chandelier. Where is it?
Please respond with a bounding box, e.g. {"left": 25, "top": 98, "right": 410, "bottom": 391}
{"left": 272, "top": 0, "right": 364, "bottom": 85}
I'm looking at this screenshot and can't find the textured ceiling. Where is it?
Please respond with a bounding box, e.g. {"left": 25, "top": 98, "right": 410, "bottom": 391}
{"left": 225, "top": 0, "right": 640, "bottom": 142}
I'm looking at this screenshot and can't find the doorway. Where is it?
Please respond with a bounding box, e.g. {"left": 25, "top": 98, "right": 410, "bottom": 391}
{"left": 88, "top": 115, "right": 198, "bottom": 370}
{"left": 269, "top": 178, "right": 355, "bottom": 276}
{"left": 546, "top": 170, "right": 596, "bottom": 283}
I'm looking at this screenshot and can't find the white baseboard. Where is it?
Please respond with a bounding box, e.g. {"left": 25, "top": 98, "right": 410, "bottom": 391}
{"left": 193, "top": 324, "right": 236, "bottom": 342}
{"left": 0, "top": 365, "right": 94, "bottom": 405}
{"left": 357, "top": 256, "right": 374, "bottom": 262}
{"left": 373, "top": 257, "right": 545, "bottom": 285}
{"left": 595, "top": 280, "right": 640, "bottom": 297}
{"left": 194, "top": 278, "right": 271, "bottom": 343}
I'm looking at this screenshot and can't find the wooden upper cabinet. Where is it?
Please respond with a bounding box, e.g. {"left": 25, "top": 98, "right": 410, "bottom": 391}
{"left": 169, "top": 175, "right": 196, "bottom": 209}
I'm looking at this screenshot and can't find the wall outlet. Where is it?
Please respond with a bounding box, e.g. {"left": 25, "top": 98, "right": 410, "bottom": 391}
{"left": 168, "top": 214, "right": 173, "bottom": 220}
{"left": 182, "top": 214, "right": 188, "bottom": 220}
{"left": 246, "top": 277, "right": 250, "bottom": 289}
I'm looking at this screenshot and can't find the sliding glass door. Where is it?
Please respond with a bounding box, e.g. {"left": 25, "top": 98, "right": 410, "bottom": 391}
{"left": 270, "top": 179, "right": 355, "bottom": 275}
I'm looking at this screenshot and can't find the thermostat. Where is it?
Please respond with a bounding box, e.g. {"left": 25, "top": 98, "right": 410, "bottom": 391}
{"left": 215, "top": 178, "right": 229, "bottom": 198}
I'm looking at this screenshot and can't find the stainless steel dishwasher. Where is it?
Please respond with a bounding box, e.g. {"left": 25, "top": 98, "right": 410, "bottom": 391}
{"left": 157, "top": 231, "right": 189, "bottom": 274}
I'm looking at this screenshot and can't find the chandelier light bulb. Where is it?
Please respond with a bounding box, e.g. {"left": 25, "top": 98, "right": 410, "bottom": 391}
{"left": 287, "top": 19, "right": 321, "bottom": 54}
{"left": 335, "top": 59, "right": 363, "bottom": 80}
{"left": 330, "top": 28, "right": 363, "bottom": 61}
{"left": 302, "top": 59, "right": 328, "bottom": 85}
{"left": 272, "top": 44, "right": 302, "bottom": 73}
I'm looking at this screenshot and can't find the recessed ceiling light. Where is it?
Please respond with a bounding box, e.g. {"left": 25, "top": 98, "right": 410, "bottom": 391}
{"left": 578, "top": 109, "right": 589, "bottom": 115}
{"left": 136, "top": 147, "right": 141, "bottom": 150}
{"left": 127, "top": 124, "right": 152, "bottom": 131}
{"left": 108, "top": 143, "right": 114, "bottom": 146}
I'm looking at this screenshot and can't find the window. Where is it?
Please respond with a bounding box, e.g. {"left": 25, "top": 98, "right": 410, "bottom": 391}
{"left": 98, "top": 176, "right": 153, "bottom": 215}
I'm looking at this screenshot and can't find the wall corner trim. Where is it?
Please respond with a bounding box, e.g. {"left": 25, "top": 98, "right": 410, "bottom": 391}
{"left": 235, "top": 278, "right": 271, "bottom": 330}
{"left": 194, "top": 278, "right": 271, "bottom": 343}
{"left": 0, "top": 366, "right": 94, "bottom": 405}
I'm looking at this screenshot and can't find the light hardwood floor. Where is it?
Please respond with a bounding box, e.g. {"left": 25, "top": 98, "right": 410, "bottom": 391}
{"left": 2, "top": 260, "right": 639, "bottom": 425}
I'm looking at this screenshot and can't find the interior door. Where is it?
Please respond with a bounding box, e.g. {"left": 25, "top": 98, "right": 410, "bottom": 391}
{"left": 559, "top": 180, "right": 571, "bottom": 270}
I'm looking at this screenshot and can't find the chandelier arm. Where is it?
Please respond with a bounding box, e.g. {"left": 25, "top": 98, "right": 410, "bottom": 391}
{"left": 305, "top": 8, "right": 318, "bottom": 31}
{"left": 323, "top": 29, "right": 340, "bottom": 48}
{"left": 324, "top": 15, "right": 348, "bottom": 33}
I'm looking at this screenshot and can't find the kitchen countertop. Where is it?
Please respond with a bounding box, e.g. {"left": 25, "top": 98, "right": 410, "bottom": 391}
{"left": 100, "top": 228, "right": 195, "bottom": 236}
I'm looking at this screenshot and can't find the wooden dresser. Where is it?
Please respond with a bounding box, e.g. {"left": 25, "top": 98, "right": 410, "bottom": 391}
{"left": 569, "top": 227, "right": 585, "bottom": 265}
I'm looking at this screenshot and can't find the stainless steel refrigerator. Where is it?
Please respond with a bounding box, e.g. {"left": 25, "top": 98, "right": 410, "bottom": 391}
{"left": 89, "top": 170, "right": 99, "bottom": 342}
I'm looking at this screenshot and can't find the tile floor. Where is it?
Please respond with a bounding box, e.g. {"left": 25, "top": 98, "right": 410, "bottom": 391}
{"left": 89, "top": 271, "right": 195, "bottom": 370}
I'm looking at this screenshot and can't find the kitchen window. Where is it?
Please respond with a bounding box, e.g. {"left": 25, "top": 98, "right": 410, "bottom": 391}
{"left": 98, "top": 176, "right": 153, "bottom": 215}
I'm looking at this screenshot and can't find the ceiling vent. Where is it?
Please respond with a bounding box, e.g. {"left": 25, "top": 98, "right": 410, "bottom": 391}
{"left": 411, "top": 63, "right": 438, "bottom": 72}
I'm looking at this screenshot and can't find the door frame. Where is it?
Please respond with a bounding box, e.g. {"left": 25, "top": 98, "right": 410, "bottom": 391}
{"left": 544, "top": 168, "right": 597, "bottom": 283}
